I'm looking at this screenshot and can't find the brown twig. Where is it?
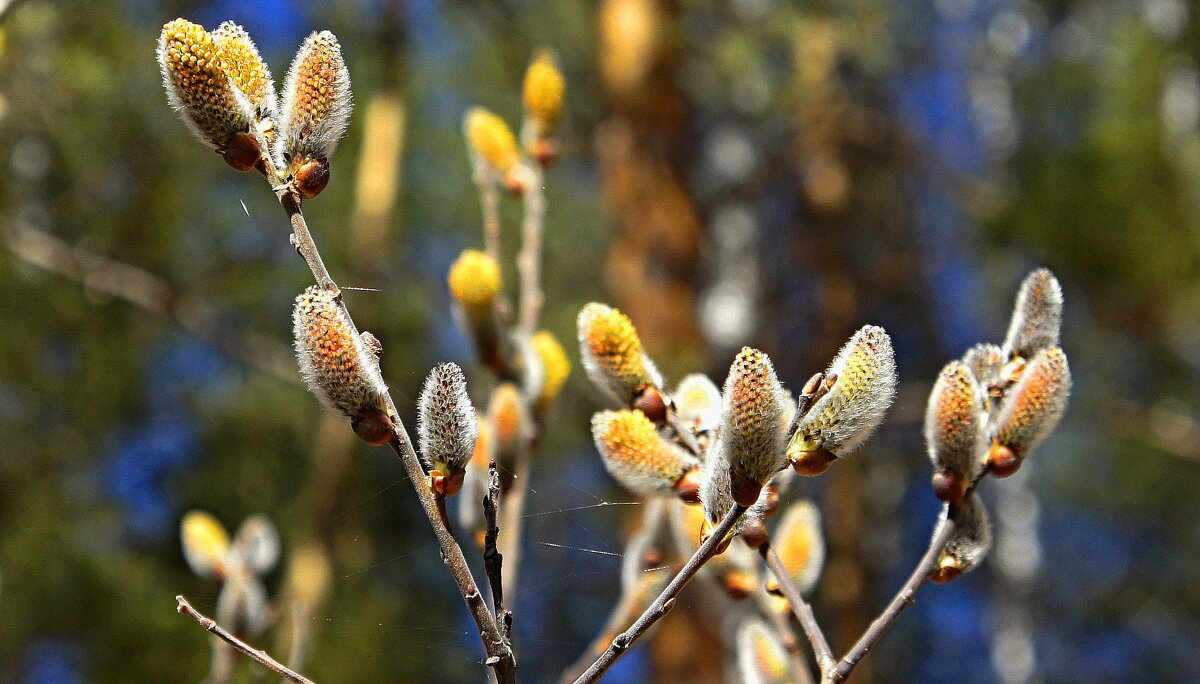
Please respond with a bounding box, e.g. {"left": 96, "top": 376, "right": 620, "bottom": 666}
{"left": 829, "top": 506, "right": 957, "bottom": 682}
{"left": 760, "top": 544, "right": 835, "bottom": 675}
{"left": 484, "top": 460, "right": 513, "bottom": 642}
{"left": 572, "top": 504, "right": 747, "bottom": 684}
{"left": 252, "top": 153, "right": 516, "bottom": 683}
{"left": 498, "top": 447, "right": 531, "bottom": 603}
{"left": 176, "top": 595, "right": 316, "bottom": 684}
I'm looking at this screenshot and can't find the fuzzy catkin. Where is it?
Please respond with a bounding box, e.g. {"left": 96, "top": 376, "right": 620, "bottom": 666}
{"left": 993, "top": 346, "right": 1071, "bottom": 455}
{"left": 592, "top": 410, "right": 697, "bottom": 496}
{"left": 771, "top": 500, "right": 825, "bottom": 596}
{"left": 714, "top": 348, "right": 793, "bottom": 486}
{"left": 790, "top": 325, "right": 897, "bottom": 457}
{"left": 157, "top": 19, "right": 256, "bottom": 150}
{"left": 737, "top": 618, "right": 794, "bottom": 684}
{"left": 277, "top": 31, "right": 352, "bottom": 167}
{"left": 936, "top": 498, "right": 992, "bottom": 578}
{"left": 1002, "top": 268, "right": 1063, "bottom": 360}
{"left": 673, "top": 373, "right": 722, "bottom": 434}
{"left": 211, "top": 21, "right": 276, "bottom": 117}
{"left": 925, "top": 360, "right": 986, "bottom": 480}
{"left": 293, "top": 286, "right": 388, "bottom": 421}
{"left": 577, "top": 302, "right": 662, "bottom": 405}
{"left": 417, "top": 363, "right": 478, "bottom": 476}
{"left": 962, "top": 342, "right": 1004, "bottom": 390}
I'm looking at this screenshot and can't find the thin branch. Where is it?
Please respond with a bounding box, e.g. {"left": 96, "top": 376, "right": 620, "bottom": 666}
{"left": 665, "top": 409, "right": 703, "bottom": 458}
{"left": 484, "top": 459, "right": 513, "bottom": 642}
{"left": 177, "top": 595, "right": 316, "bottom": 684}
{"left": 515, "top": 163, "right": 545, "bottom": 334}
{"left": 474, "top": 168, "right": 503, "bottom": 267}
{"left": 498, "top": 446, "right": 531, "bottom": 603}
{"left": 253, "top": 157, "right": 516, "bottom": 683}
{"left": 572, "top": 504, "right": 747, "bottom": 684}
{"left": 754, "top": 591, "right": 815, "bottom": 684}
{"left": 558, "top": 498, "right": 667, "bottom": 684}
{"left": 829, "top": 507, "right": 957, "bottom": 682}
{"left": 760, "top": 544, "right": 835, "bottom": 675}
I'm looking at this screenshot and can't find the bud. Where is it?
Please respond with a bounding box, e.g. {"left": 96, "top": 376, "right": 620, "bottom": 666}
{"left": 789, "top": 325, "right": 896, "bottom": 465}
{"left": 157, "top": 19, "right": 258, "bottom": 162}
{"left": 211, "top": 22, "right": 276, "bottom": 118}
{"left": 278, "top": 31, "right": 352, "bottom": 198}
{"left": 673, "top": 373, "right": 722, "bottom": 434}
{"left": 293, "top": 286, "right": 390, "bottom": 426}
{"left": 447, "top": 250, "right": 505, "bottom": 371}
{"left": 711, "top": 348, "right": 794, "bottom": 507}
{"left": 523, "top": 49, "right": 565, "bottom": 138}
{"left": 181, "top": 510, "right": 230, "bottom": 579}
{"left": 577, "top": 303, "right": 663, "bottom": 406}
{"left": 532, "top": 330, "right": 571, "bottom": 410}
{"left": 737, "top": 618, "right": 794, "bottom": 684}
{"left": 962, "top": 342, "right": 1004, "bottom": 392}
{"left": 767, "top": 500, "right": 825, "bottom": 596}
{"left": 592, "top": 410, "right": 699, "bottom": 498}
{"left": 1003, "top": 268, "right": 1063, "bottom": 360}
{"left": 417, "top": 363, "right": 478, "bottom": 497}
{"left": 489, "top": 382, "right": 531, "bottom": 476}
{"left": 930, "top": 499, "right": 992, "bottom": 584}
{"left": 229, "top": 514, "right": 280, "bottom": 576}
{"left": 925, "top": 361, "right": 986, "bottom": 501}
{"left": 464, "top": 107, "right": 521, "bottom": 174}
{"left": 991, "top": 346, "right": 1071, "bottom": 473}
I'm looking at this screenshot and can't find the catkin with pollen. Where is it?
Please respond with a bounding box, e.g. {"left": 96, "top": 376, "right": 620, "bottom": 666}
{"left": 790, "top": 325, "right": 896, "bottom": 459}
{"left": 993, "top": 346, "right": 1071, "bottom": 456}
{"left": 211, "top": 21, "right": 275, "bottom": 117}
{"left": 577, "top": 303, "right": 662, "bottom": 406}
{"left": 293, "top": 286, "right": 388, "bottom": 422}
{"left": 592, "top": 409, "right": 698, "bottom": 497}
{"left": 157, "top": 19, "right": 256, "bottom": 152}
{"left": 277, "top": 31, "right": 352, "bottom": 185}
{"left": 417, "top": 363, "right": 478, "bottom": 483}
{"left": 925, "top": 360, "right": 986, "bottom": 481}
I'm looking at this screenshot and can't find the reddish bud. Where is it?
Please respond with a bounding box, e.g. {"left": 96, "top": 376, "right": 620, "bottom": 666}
{"left": 987, "top": 442, "right": 1021, "bottom": 477}
{"left": 730, "top": 473, "right": 764, "bottom": 508}
{"left": 352, "top": 408, "right": 394, "bottom": 446}
{"left": 221, "top": 133, "right": 262, "bottom": 172}
{"left": 633, "top": 386, "right": 668, "bottom": 424}
{"left": 791, "top": 448, "right": 837, "bottom": 477}
{"left": 740, "top": 520, "right": 768, "bottom": 550}
{"left": 293, "top": 157, "right": 330, "bottom": 199}
{"left": 431, "top": 470, "right": 466, "bottom": 497}
{"left": 674, "top": 468, "right": 702, "bottom": 504}
{"left": 931, "top": 469, "right": 965, "bottom": 503}
{"left": 929, "top": 564, "right": 963, "bottom": 584}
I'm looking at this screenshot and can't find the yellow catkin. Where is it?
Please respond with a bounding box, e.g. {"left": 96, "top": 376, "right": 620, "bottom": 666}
{"left": 770, "top": 500, "right": 824, "bottom": 595}
{"left": 720, "top": 348, "right": 792, "bottom": 484}
{"left": 157, "top": 19, "right": 253, "bottom": 149}
{"left": 532, "top": 330, "right": 571, "bottom": 407}
{"left": 286, "top": 542, "right": 332, "bottom": 608}
{"left": 738, "top": 619, "right": 792, "bottom": 683}
{"left": 447, "top": 250, "right": 502, "bottom": 308}
{"left": 577, "top": 302, "right": 659, "bottom": 403}
{"left": 523, "top": 49, "right": 565, "bottom": 135}
{"left": 212, "top": 21, "right": 274, "bottom": 113}
{"left": 489, "top": 383, "right": 528, "bottom": 464}
{"left": 465, "top": 107, "right": 521, "bottom": 173}
{"left": 592, "top": 410, "right": 693, "bottom": 496}
{"left": 181, "top": 510, "right": 230, "bottom": 577}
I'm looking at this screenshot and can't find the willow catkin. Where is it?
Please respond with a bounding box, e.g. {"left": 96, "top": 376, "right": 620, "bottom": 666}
{"left": 229, "top": 514, "right": 280, "bottom": 576}
{"left": 418, "top": 363, "right": 478, "bottom": 496}
{"left": 464, "top": 107, "right": 521, "bottom": 174}
{"left": 180, "top": 510, "right": 230, "bottom": 579}
{"left": 931, "top": 498, "right": 993, "bottom": 583}
{"left": 277, "top": 31, "right": 352, "bottom": 197}
{"left": 577, "top": 302, "right": 663, "bottom": 406}
{"left": 789, "top": 325, "right": 896, "bottom": 460}
{"left": 673, "top": 373, "right": 722, "bottom": 434}
{"left": 992, "top": 346, "right": 1071, "bottom": 462}
{"left": 293, "top": 286, "right": 389, "bottom": 425}
{"left": 592, "top": 409, "right": 698, "bottom": 497}
{"left": 1002, "top": 268, "right": 1063, "bottom": 361}
{"left": 737, "top": 618, "right": 795, "bottom": 684}
{"left": 925, "top": 360, "right": 986, "bottom": 501}
{"left": 211, "top": 21, "right": 275, "bottom": 118}
{"left": 768, "top": 499, "right": 825, "bottom": 596}
{"left": 522, "top": 49, "right": 565, "bottom": 138}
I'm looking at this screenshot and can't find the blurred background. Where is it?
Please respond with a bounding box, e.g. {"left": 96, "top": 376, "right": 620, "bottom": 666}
{"left": 2, "top": 0, "right": 1199, "bottom": 682}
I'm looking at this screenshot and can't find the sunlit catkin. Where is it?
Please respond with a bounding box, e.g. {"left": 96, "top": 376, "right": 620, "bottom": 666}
{"left": 229, "top": 514, "right": 280, "bottom": 575}
{"left": 737, "top": 618, "right": 794, "bottom": 684}
{"left": 293, "top": 286, "right": 390, "bottom": 435}
{"left": 768, "top": 500, "right": 825, "bottom": 596}
{"left": 464, "top": 106, "right": 521, "bottom": 175}
{"left": 211, "top": 22, "right": 275, "bottom": 118}
{"left": 523, "top": 49, "right": 565, "bottom": 138}
{"left": 1003, "top": 268, "right": 1062, "bottom": 360}
{"left": 711, "top": 348, "right": 793, "bottom": 507}
{"left": 157, "top": 19, "right": 258, "bottom": 166}
{"left": 990, "top": 346, "right": 1071, "bottom": 476}
{"left": 181, "top": 510, "right": 230, "bottom": 578}
{"left": 277, "top": 31, "right": 352, "bottom": 198}
{"left": 789, "top": 325, "right": 896, "bottom": 472}
{"left": 592, "top": 409, "right": 699, "bottom": 498}
{"left": 925, "top": 361, "right": 986, "bottom": 502}
{"left": 931, "top": 498, "right": 992, "bottom": 584}
{"left": 577, "top": 302, "right": 663, "bottom": 408}
{"left": 532, "top": 330, "right": 571, "bottom": 410}
{"left": 418, "top": 363, "right": 478, "bottom": 497}
{"left": 489, "top": 382, "right": 531, "bottom": 478}
{"left": 962, "top": 342, "right": 1004, "bottom": 391}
